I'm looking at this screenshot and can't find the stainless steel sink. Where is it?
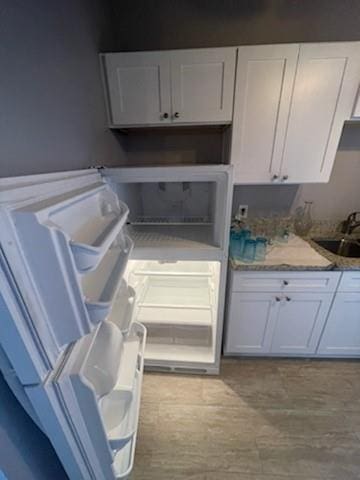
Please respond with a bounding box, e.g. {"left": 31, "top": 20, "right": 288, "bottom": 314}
{"left": 312, "top": 238, "right": 360, "bottom": 258}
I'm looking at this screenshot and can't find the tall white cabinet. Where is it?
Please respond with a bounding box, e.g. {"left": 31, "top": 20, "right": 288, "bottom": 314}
{"left": 231, "top": 41, "right": 360, "bottom": 184}
{"left": 102, "top": 48, "right": 236, "bottom": 127}
{"left": 230, "top": 44, "right": 299, "bottom": 183}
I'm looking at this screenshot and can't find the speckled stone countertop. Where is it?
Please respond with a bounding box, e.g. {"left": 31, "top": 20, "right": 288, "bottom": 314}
{"left": 230, "top": 233, "right": 360, "bottom": 272}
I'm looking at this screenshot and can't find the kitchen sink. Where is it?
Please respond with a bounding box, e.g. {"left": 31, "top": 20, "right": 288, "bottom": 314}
{"left": 312, "top": 238, "right": 360, "bottom": 258}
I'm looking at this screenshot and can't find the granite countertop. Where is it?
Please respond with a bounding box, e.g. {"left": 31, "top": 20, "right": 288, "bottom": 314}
{"left": 230, "top": 233, "right": 360, "bottom": 272}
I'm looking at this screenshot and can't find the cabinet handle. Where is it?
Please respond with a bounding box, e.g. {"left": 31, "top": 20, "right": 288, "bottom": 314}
{"left": 271, "top": 174, "right": 279, "bottom": 181}
{"left": 283, "top": 280, "right": 289, "bottom": 286}
{"left": 275, "top": 296, "right": 281, "bottom": 302}
{"left": 161, "top": 113, "right": 169, "bottom": 119}
{"left": 285, "top": 296, "right": 291, "bottom": 302}
{"left": 281, "top": 175, "right": 289, "bottom": 182}
{"left": 173, "top": 112, "right": 180, "bottom": 119}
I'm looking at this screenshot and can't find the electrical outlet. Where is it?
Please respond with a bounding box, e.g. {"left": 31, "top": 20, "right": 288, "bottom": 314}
{"left": 236, "top": 204, "right": 248, "bottom": 220}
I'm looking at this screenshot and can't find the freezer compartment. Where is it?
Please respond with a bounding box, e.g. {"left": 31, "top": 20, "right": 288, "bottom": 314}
{"left": 112, "top": 180, "right": 225, "bottom": 252}
{"left": 127, "top": 260, "right": 220, "bottom": 368}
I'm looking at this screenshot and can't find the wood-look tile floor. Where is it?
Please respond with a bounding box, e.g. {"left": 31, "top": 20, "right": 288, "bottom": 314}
{"left": 130, "top": 358, "right": 360, "bottom": 480}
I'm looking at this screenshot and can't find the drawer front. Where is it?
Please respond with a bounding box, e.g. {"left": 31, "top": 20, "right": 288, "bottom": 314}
{"left": 338, "top": 272, "right": 360, "bottom": 292}
{"left": 231, "top": 271, "right": 341, "bottom": 293}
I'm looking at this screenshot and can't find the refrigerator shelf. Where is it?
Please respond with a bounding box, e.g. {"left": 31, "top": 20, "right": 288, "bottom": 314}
{"left": 137, "top": 305, "right": 213, "bottom": 327}
{"left": 145, "top": 343, "right": 214, "bottom": 365}
{"left": 131, "top": 215, "right": 212, "bottom": 226}
{"left": 128, "top": 224, "right": 218, "bottom": 250}
{"left": 82, "top": 235, "right": 133, "bottom": 324}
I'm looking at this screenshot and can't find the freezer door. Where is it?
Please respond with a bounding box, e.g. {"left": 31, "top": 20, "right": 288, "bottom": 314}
{"left": 0, "top": 168, "right": 133, "bottom": 381}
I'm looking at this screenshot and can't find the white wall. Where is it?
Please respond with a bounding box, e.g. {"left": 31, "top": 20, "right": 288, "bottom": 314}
{"left": 0, "top": 0, "right": 125, "bottom": 178}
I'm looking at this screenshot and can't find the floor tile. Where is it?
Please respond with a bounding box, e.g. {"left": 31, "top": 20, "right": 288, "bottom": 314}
{"left": 133, "top": 358, "right": 360, "bottom": 479}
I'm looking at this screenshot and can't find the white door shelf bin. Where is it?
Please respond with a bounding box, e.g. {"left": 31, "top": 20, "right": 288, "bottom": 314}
{"left": 12, "top": 182, "right": 129, "bottom": 273}
{"left": 56, "top": 321, "right": 146, "bottom": 478}
{"left": 9, "top": 183, "right": 131, "bottom": 347}
{"left": 82, "top": 235, "right": 133, "bottom": 325}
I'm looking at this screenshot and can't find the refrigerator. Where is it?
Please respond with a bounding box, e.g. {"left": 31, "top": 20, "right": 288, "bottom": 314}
{"left": 0, "top": 165, "right": 232, "bottom": 479}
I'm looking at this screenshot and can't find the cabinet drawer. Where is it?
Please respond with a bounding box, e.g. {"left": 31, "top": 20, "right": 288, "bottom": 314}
{"left": 337, "top": 272, "right": 360, "bottom": 292}
{"left": 231, "top": 271, "right": 341, "bottom": 293}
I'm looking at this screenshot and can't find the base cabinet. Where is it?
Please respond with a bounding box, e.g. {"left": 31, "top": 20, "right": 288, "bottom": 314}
{"left": 225, "top": 292, "right": 278, "bottom": 354}
{"left": 270, "top": 293, "right": 333, "bottom": 355}
{"left": 317, "top": 293, "right": 360, "bottom": 356}
{"left": 225, "top": 290, "right": 333, "bottom": 356}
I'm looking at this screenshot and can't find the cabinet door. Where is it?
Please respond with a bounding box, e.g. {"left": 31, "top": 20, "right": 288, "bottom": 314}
{"left": 224, "top": 292, "right": 278, "bottom": 354}
{"left": 170, "top": 48, "right": 236, "bottom": 124}
{"left": 318, "top": 293, "right": 360, "bottom": 356}
{"left": 102, "top": 52, "right": 172, "bottom": 126}
{"left": 280, "top": 42, "right": 360, "bottom": 183}
{"left": 230, "top": 44, "right": 299, "bottom": 184}
{"left": 270, "top": 293, "right": 333, "bottom": 355}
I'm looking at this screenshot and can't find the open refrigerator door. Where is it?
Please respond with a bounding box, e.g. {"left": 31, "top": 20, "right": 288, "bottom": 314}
{"left": 0, "top": 168, "right": 147, "bottom": 479}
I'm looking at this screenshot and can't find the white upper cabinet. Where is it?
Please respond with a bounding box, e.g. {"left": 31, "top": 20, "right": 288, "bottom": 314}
{"left": 281, "top": 42, "right": 360, "bottom": 183}
{"left": 231, "top": 44, "right": 299, "bottom": 183}
{"left": 102, "top": 48, "right": 236, "bottom": 127}
{"left": 170, "top": 48, "right": 236, "bottom": 124}
{"left": 231, "top": 41, "right": 360, "bottom": 184}
{"left": 101, "top": 52, "right": 172, "bottom": 126}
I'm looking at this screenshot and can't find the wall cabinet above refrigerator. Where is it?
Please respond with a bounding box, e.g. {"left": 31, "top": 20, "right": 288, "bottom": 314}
{"left": 101, "top": 48, "right": 236, "bottom": 127}
{"left": 231, "top": 41, "right": 360, "bottom": 184}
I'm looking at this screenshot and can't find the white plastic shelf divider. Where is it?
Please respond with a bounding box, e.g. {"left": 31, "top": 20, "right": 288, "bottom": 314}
{"left": 107, "top": 281, "right": 136, "bottom": 334}
{"left": 81, "top": 235, "right": 133, "bottom": 325}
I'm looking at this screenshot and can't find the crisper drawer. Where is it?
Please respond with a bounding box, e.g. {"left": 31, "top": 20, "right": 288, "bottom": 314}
{"left": 337, "top": 272, "right": 360, "bottom": 292}
{"left": 231, "top": 271, "right": 341, "bottom": 293}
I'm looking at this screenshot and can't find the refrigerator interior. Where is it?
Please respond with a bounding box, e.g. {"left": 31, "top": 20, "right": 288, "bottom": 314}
{"left": 122, "top": 259, "right": 221, "bottom": 369}
{"left": 114, "top": 180, "right": 223, "bottom": 250}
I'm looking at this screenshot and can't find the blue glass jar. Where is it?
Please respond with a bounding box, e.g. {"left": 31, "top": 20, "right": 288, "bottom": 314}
{"left": 242, "top": 238, "right": 256, "bottom": 263}
{"left": 230, "top": 230, "right": 244, "bottom": 260}
{"left": 255, "top": 237, "right": 267, "bottom": 261}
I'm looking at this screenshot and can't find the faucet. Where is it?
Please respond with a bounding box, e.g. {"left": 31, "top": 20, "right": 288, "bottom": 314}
{"left": 341, "top": 212, "right": 360, "bottom": 235}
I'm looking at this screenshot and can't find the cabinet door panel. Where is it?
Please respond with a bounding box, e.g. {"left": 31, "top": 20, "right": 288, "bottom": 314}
{"left": 281, "top": 42, "right": 360, "bottom": 183}
{"left": 102, "top": 52, "right": 171, "bottom": 126}
{"left": 270, "top": 293, "right": 333, "bottom": 355}
{"left": 225, "top": 292, "right": 278, "bottom": 354}
{"left": 318, "top": 293, "right": 360, "bottom": 356}
{"left": 171, "top": 48, "right": 236, "bottom": 124}
{"left": 231, "top": 45, "right": 299, "bottom": 184}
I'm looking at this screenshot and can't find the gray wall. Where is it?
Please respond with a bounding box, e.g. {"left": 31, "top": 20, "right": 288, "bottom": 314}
{"left": 0, "top": 373, "right": 67, "bottom": 479}
{"left": 0, "top": 0, "right": 125, "bottom": 178}
{"left": 111, "top": 0, "right": 360, "bottom": 51}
